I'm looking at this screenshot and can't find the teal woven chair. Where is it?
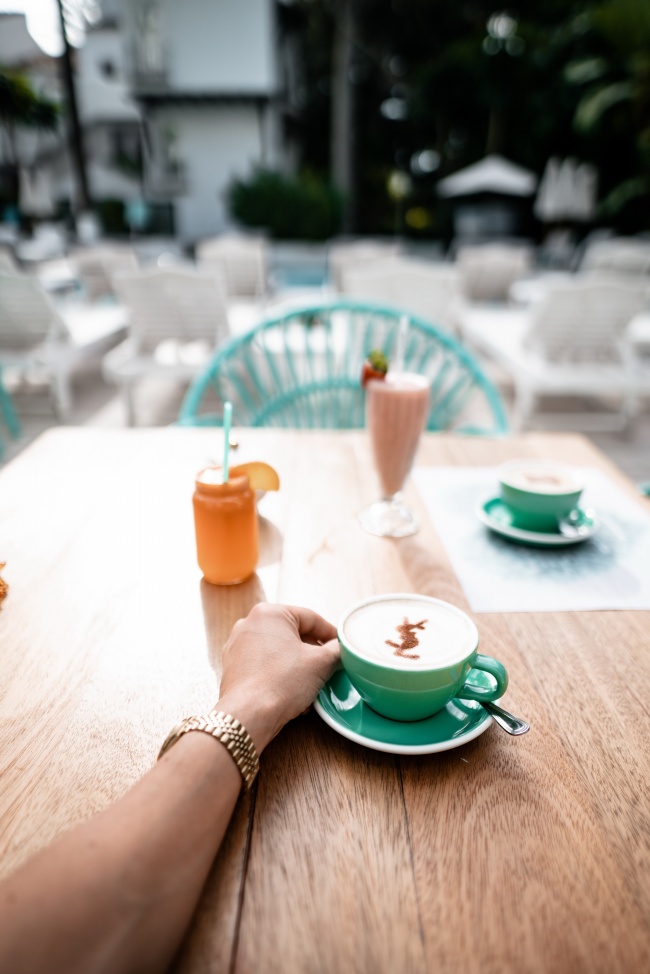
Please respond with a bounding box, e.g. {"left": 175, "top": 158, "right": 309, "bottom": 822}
{"left": 0, "top": 365, "right": 20, "bottom": 457}
{"left": 178, "top": 300, "right": 508, "bottom": 434}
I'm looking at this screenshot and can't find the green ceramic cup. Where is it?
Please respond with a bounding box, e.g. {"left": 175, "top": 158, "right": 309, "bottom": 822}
{"left": 498, "top": 460, "right": 583, "bottom": 532}
{"left": 338, "top": 594, "right": 508, "bottom": 722}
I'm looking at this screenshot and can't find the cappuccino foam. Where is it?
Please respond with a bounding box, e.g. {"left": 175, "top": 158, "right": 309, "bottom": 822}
{"left": 342, "top": 598, "right": 476, "bottom": 669}
{"left": 501, "top": 462, "right": 580, "bottom": 495}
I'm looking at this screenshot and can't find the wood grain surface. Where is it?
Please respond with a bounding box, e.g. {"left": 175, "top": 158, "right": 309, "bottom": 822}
{"left": 1, "top": 428, "right": 649, "bottom": 974}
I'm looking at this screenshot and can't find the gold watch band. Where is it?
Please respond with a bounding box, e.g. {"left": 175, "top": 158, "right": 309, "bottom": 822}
{"left": 158, "top": 709, "right": 259, "bottom": 790}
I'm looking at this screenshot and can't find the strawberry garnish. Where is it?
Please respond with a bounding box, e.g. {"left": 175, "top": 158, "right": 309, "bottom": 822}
{"left": 361, "top": 349, "right": 389, "bottom": 388}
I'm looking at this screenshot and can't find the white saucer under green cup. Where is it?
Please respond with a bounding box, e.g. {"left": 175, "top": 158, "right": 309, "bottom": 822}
{"left": 498, "top": 460, "right": 584, "bottom": 532}
{"left": 336, "top": 593, "right": 508, "bottom": 723}
{"left": 314, "top": 668, "right": 494, "bottom": 754}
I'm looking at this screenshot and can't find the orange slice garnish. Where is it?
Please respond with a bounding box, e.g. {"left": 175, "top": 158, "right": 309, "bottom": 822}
{"left": 230, "top": 462, "right": 280, "bottom": 491}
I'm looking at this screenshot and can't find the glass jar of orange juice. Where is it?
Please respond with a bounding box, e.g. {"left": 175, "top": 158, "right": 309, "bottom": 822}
{"left": 193, "top": 467, "right": 258, "bottom": 585}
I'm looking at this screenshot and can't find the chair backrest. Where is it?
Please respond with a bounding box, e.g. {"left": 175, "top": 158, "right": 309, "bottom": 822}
{"left": 195, "top": 234, "right": 268, "bottom": 299}
{"left": 0, "top": 271, "right": 66, "bottom": 350}
{"left": 73, "top": 245, "right": 139, "bottom": 300}
{"left": 527, "top": 278, "right": 650, "bottom": 361}
{"left": 328, "top": 239, "right": 405, "bottom": 291}
{"left": 340, "top": 257, "right": 463, "bottom": 333}
{"left": 113, "top": 267, "right": 230, "bottom": 352}
{"left": 456, "top": 243, "right": 534, "bottom": 301}
{"left": 579, "top": 238, "right": 650, "bottom": 277}
{"left": 178, "top": 299, "right": 508, "bottom": 434}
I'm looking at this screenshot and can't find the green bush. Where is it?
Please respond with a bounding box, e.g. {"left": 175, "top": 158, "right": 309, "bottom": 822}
{"left": 97, "top": 198, "right": 127, "bottom": 235}
{"left": 228, "top": 169, "right": 342, "bottom": 240}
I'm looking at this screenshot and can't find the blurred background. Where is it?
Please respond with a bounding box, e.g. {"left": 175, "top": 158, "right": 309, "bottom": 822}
{"left": 1, "top": 0, "right": 648, "bottom": 248}
{"left": 1, "top": 0, "right": 649, "bottom": 478}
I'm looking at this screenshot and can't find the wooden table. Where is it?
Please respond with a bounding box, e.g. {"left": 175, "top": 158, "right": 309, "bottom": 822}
{"left": 1, "top": 428, "right": 650, "bottom": 974}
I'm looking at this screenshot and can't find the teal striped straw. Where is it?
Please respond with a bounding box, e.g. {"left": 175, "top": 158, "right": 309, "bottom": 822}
{"left": 222, "top": 401, "right": 233, "bottom": 483}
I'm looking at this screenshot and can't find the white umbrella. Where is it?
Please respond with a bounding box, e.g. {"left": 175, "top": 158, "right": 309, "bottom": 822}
{"left": 555, "top": 158, "right": 577, "bottom": 216}
{"left": 436, "top": 154, "right": 537, "bottom": 198}
{"left": 534, "top": 157, "right": 561, "bottom": 221}
{"left": 573, "top": 163, "right": 598, "bottom": 221}
{"left": 535, "top": 157, "right": 598, "bottom": 223}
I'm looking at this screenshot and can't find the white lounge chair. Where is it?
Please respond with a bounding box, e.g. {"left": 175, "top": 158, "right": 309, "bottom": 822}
{"left": 104, "top": 267, "right": 230, "bottom": 425}
{"left": 195, "top": 234, "right": 268, "bottom": 299}
{"left": 72, "top": 244, "right": 139, "bottom": 301}
{"left": 0, "top": 246, "right": 18, "bottom": 272}
{"left": 15, "top": 223, "right": 67, "bottom": 263}
{"left": 459, "top": 277, "right": 650, "bottom": 431}
{"left": 455, "top": 242, "right": 534, "bottom": 302}
{"left": 579, "top": 238, "right": 650, "bottom": 277}
{"left": 340, "top": 256, "right": 464, "bottom": 334}
{"left": 0, "top": 271, "right": 127, "bottom": 418}
{"left": 328, "top": 238, "right": 405, "bottom": 292}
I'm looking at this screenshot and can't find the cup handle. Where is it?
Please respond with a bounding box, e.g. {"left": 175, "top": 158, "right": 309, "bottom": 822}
{"left": 456, "top": 654, "right": 509, "bottom": 703}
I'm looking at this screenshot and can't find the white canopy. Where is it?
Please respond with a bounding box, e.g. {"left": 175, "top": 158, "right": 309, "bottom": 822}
{"left": 436, "top": 154, "right": 537, "bottom": 198}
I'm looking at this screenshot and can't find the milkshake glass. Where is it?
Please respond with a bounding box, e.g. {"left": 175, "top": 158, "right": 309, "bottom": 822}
{"left": 359, "top": 371, "right": 430, "bottom": 537}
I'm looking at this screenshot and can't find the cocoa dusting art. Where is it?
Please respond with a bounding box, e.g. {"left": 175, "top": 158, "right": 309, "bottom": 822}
{"left": 526, "top": 473, "right": 563, "bottom": 487}
{"left": 386, "top": 617, "right": 428, "bottom": 660}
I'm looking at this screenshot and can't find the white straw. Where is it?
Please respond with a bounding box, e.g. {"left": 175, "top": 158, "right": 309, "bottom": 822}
{"left": 394, "top": 314, "right": 408, "bottom": 373}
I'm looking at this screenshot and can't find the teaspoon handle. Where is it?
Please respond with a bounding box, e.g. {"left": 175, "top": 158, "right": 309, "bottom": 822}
{"left": 483, "top": 701, "right": 530, "bottom": 736}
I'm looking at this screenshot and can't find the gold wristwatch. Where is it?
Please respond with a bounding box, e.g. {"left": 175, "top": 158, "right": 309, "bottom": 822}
{"left": 158, "top": 710, "right": 259, "bottom": 790}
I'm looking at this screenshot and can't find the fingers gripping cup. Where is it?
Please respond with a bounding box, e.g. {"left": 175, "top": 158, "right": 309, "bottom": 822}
{"left": 338, "top": 594, "right": 508, "bottom": 721}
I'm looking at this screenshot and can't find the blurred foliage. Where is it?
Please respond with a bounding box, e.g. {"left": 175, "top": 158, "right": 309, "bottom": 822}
{"left": 113, "top": 149, "right": 143, "bottom": 179}
{"left": 0, "top": 71, "right": 59, "bottom": 133}
{"left": 567, "top": 0, "right": 650, "bottom": 226}
{"left": 96, "top": 198, "right": 127, "bottom": 235}
{"left": 574, "top": 81, "right": 634, "bottom": 131}
{"left": 280, "top": 0, "right": 650, "bottom": 236}
{"left": 229, "top": 168, "right": 342, "bottom": 240}
{"left": 0, "top": 70, "right": 60, "bottom": 208}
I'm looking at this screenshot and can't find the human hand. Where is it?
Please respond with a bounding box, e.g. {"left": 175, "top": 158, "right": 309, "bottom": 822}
{"left": 216, "top": 603, "right": 340, "bottom": 752}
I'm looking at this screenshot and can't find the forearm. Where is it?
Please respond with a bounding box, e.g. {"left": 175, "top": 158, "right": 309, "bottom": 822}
{"left": 0, "top": 600, "right": 339, "bottom": 974}
{"left": 0, "top": 693, "right": 274, "bottom": 974}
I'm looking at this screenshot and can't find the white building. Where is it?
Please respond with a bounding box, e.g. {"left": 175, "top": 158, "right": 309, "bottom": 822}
{"left": 0, "top": 9, "right": 141, "bottom": 220}
{"left": 120, "top": 0, "right": 284, "bottom": 244}
{"left": 0, "top": 13, "right": 61, "bottom": 214}
{"left": 72, "top": 19, "right": 142, "bottom": 207}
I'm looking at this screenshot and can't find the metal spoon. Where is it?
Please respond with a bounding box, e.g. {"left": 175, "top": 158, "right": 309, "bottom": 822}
{"left": 558, "top": 507, "right": 595, "bottom": 539}
{"left": 482, "top": 701, "right": 530, "bottom": 735}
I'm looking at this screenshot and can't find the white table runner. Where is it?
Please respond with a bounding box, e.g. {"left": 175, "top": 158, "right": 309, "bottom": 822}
{"left": 413, "top": 466, "right": 650, "bottom": 613}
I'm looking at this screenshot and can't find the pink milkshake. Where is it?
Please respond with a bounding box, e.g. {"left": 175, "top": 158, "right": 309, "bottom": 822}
{"left": 366, "top": 372, "right": 431, "bottom": 496}
{"left": 360, "top": 371, "right": 431, "bottom": 537}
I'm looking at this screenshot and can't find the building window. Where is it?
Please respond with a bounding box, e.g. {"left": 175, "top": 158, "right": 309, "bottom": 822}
{"left": 99, "top": 59, "right": 116, "bottom": 79}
